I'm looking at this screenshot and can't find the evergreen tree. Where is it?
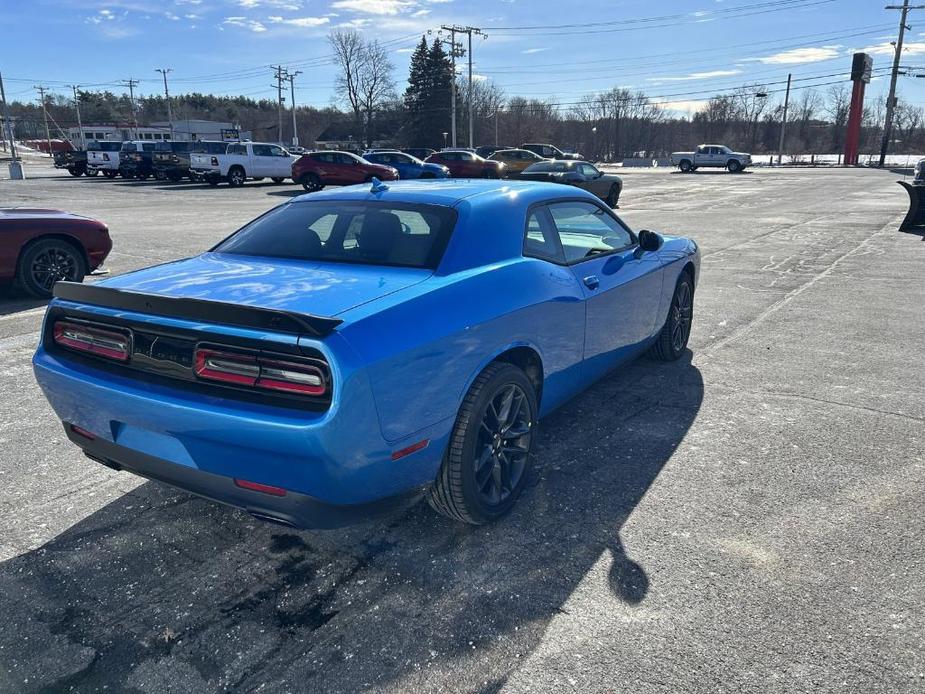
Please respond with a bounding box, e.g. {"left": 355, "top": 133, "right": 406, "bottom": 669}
{"left": 403, "top": 35, "right": 430, "bottom": 137}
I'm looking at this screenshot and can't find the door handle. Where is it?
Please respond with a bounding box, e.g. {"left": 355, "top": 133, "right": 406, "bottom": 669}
{"left": 583, "top": 275, "right": 600, "bottom": 290}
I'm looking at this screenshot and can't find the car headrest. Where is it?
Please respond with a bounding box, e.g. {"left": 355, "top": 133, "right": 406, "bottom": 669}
{"left": 358, "top": 212, "right": 402, "bottom": 260}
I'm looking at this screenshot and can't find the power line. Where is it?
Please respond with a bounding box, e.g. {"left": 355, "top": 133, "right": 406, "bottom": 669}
{"left": 880, "top": 1, "right": 925, "bottom": 166}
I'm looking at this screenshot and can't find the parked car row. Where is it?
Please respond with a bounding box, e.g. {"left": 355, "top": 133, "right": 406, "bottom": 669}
{"left": 53, "top": 139, "right": 622, "bottom": 206}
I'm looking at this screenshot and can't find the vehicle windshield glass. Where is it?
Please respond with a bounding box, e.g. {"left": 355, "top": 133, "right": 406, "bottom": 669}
{"left": 213, "top": 201, "right": 458, "bottom": 270}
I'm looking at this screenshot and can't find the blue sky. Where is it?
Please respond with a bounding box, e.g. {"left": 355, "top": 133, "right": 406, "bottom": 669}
{"left": 1, "top": 0, "right": 922, "bottom": 114}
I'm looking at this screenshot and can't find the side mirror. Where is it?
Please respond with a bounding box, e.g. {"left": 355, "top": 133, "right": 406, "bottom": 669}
{"left": 638, "top": 229, "right": 662, "bottom": 252}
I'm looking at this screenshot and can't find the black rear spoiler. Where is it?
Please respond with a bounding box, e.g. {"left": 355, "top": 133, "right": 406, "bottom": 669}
{"left": 53, "top": 282, "right": 342, "bottom": 338}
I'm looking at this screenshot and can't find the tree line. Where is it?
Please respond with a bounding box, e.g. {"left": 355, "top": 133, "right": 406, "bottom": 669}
{"left": 6, "top": 30, "right": 918, "bottom": 160}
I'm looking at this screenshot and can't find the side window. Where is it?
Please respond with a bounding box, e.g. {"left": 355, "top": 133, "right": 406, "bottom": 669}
{"left": 335, "top": 153, "right": 356, "bottom": 165}
{"left": 459, "top": 152, "right": 474, "bottom": 161}
{"left": 142, "top": 143, "right": 155, "bottom": 152}
{"left": 252, "top": 144, "right": 273, "bottom": 156}
{"left": 547, "top": 201, "right": 633, "bottom": 263}
{"left": 442, "top": 152, "right": 458, "bottom": 161}
{"left": 578, "top": 164, "right": 598, "bottom": 177}
{"left": 523, "top": 207, "right": 566, "bottom": 264}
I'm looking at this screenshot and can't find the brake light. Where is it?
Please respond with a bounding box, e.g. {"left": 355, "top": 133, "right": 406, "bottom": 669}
{"left": 172, "top": 154, "right": 180, "bottom": 163}
{"left": 211, "top": 156, "right": 219, "bottom": 166}
{"left": 103, "top": 153, "right": 110, "bottom": 161}
{"left": 194, "top": 347, "right": 325, "bottom": 396}
{"left": 53, "top": 321, "right": 131, "bottom": 361}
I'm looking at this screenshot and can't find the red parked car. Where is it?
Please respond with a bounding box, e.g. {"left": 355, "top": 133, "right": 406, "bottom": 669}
{"left": 292, "top": 151, "right": 399, "bottom": 192}
{"left": 424, "top": 150, "right": 505, "bottom": 179}
{"left": 0, "top": 208, "right": 112, "bottom": 298}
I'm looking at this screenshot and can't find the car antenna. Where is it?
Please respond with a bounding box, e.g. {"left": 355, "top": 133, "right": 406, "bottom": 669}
{"left": 370, "top": 177, "right": 389, "bottom": 193}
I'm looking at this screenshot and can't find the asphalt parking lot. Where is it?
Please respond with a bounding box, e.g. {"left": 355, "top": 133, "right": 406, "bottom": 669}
{"left": 0, "top": 163, "right": 923, "bottom": 693}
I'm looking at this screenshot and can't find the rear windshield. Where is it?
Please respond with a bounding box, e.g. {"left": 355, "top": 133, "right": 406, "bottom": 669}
{"left": 191, "top": 141, "right": 228, "bottom": 154}
{"left": 120, "top": 142, "right": 136, "bottom": 152}
{"left": 87, "top": 141, "right": 121, "bottom": 151}
{"left": 213, "top": 201, "right": 458, "bottom": 270}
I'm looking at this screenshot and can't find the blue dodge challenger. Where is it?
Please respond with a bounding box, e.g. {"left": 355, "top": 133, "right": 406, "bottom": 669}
{"left": 33, "top": 180, "right": 699, "bottom": 528}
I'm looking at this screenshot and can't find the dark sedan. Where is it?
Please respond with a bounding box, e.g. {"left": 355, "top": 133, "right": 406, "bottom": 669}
{"left": 0, "top": 209, "right": 112, "bottom": 298}
{"left": 519, "top": 160, "right": 623, "bottom": 207}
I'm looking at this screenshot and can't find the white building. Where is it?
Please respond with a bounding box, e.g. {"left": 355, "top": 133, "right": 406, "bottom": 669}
{"left": 66, "top": 120, "right": 251, "bottom": 145}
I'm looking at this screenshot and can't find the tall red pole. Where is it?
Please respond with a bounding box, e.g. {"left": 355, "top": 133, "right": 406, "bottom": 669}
{"left": 843, "top": 79, "right": 866, "bottom": 166}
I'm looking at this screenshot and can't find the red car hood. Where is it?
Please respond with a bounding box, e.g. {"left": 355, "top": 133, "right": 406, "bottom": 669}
{"left": 0, "top": 208, "right": 97, "bottom": 222}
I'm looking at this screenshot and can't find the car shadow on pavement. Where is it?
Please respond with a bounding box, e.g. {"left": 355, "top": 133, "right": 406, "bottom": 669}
{"left": 0, "top": 353, "right": 702, "bottom": 693}
{"left": 0, "top": 293, "right": 47, "bottom": 316}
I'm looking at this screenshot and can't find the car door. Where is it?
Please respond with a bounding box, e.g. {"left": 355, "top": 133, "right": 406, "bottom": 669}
{"left": 578, "top": 163, "right": 606, "bottom": 197}
{"left": 265, "top": 144, "right": 291, "bottom": 176}
{"left": 546, "top": 200, "right": 665, "bottom": 379}
{"left": 251, "top": 144, "right": 275, "bottom": 176}
{"left": 336, "top": 153, "right": 365, "bottom": 184}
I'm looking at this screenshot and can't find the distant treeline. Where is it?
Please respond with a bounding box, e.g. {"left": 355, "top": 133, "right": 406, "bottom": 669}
{"left": 6, "top": 80, "right": 909, "bottom": 161}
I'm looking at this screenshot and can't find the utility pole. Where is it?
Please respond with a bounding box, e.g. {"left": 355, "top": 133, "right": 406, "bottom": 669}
{"left": 34, "top": 85, "right": 52, "bottom": 157}
{"left": 0, "top": 71, "right": 18, "bottom": 159}
{"left": 440, "top": 25, "right": 484, "bottom": 148}
{"left": 273, "top": 65, "right": 286, "bottom": 146}
{"left": 288, "top": 70, "right": 302, "bottom": 147}
{"left": 880, "top": 2, "right": 925, "bottom": 167}
{"left": 155, "top": 68, "right": 173, "bottom": 139}
{"left": 68, "top": 85, "right": 85, "bottom": 149}
{"left": 776, "top": 73, "right": 792, "bottom": 166}
{"left": 495, "top": 108, "right": 499, "bottom": 146}
{"left": 122, "top": 78, "right": 140, "bottom": 139}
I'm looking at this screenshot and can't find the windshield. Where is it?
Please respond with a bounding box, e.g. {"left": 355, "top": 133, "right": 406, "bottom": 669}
{"left": 213, "top": 201, "right": 458, "bottom": 270}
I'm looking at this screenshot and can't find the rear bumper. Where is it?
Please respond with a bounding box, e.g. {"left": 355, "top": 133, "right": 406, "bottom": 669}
{"left": 64, "top": 423, "right": 423, "bottom": 528}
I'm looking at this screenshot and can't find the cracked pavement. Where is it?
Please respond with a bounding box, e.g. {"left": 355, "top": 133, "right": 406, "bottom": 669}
{"left": 0, "top": 164, "right": 923, "bottom": 693}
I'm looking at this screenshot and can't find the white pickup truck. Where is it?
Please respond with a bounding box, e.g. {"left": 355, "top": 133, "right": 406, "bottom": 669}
{"left": 86, "top": 141, "right": 123, "bottom": 179}
{"left": 190, "top": 141, "right": 298, "bottom": 187}
{"left": 669, "top": 144, "right": 751, "bottom": 173}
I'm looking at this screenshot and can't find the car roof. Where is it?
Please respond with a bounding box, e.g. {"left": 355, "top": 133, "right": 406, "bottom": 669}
{"left": 289, "top": 179, "right": 593, "bottom": 208}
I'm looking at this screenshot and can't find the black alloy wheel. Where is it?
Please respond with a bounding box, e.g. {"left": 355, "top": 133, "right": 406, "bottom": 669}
{"left": 428, "top": 362, "right": 537, "bottom": 524}
{"left": 301, "top": 173, "right": 323, "bottom": 192}
{"left": 727, "top": 159, "right": 741, "bottom": 173}
{"left": 679, "top": 160, "right": 693, "bottom": 173}
{"left": 228, "top": 167, "right": 246, "bottom": 187}
{"left": 649, "top": 272, "right": 694, "bottom": 361}
{"left": 17, "top": 239, "right": 86, "bottom": 298}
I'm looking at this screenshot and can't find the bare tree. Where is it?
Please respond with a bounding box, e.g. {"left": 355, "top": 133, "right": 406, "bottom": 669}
{"left": 329, "top": 29, "right": 365, "bottom": 136}
{"left": 357, "top": 39, "right": 396, "bottom": 147}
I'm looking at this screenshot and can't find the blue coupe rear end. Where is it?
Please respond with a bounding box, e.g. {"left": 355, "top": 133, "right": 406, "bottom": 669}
{"left": 33, "top": 180, "right": 699, "bottom": 528}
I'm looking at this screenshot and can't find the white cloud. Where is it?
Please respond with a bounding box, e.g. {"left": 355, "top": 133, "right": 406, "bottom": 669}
{"left": 411, "top": 8, "right": 430, "bottom": 16}
{"left": 657, "top": 99, "right": 710, "bottom": 114}
{"left": 165, "top": 11, "right": 180, "bottom": 20}
{"left": 222, "top": 16, "right": 267, "bottom": 31}
{"left": 648, "top": 69, "right": 741, "bottom": 82}
{"left": 330, "top": 0, "right": 413, "bottom": 15}
{"left": 522, "top": 47, "right": 550, "bottom": 54}
{"left": 238, "top": 0, "right": 302, "bottom": 8}
{"left": 751, "top": 45, "right": 841, "bottom": 64}
{"left": 860, "top": 40, "right": 925, "bottom": 57}
{"left": 268, "top": 15, "right": 330, "bottom": 27}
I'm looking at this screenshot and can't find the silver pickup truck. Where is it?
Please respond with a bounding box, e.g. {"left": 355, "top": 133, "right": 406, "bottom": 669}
{"left": 669, "top": 144, "right": 751, "bottom": 173}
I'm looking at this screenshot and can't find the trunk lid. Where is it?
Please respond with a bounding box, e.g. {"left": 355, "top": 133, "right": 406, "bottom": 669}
{"left": 95, "top": 252, "right": 433, "bottom": 319}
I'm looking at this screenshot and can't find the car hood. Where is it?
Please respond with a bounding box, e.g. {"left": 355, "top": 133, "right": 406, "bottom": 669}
{"left": 95, "top": 252, "right": 433, "bottom": 318}
{"left": 422, "top": 162, "right": 448, "bottom": 172}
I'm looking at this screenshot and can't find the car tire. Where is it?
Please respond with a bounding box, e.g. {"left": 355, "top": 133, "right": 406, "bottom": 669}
{"left": 207, "top": 177, "right": 219, "bottom": 187}
{"left": 606, "top": 184, "right": 621, "bottom": 208}
{"left": 103, "top": 170, "right": 117, "bottom": 179}
{"left": 648, "top": 271, "right": 694, "bottom": 361}
{"left": 227, "top": 166, "right": 246, "bottom": 187}
{"left": 16, "top": 238, "right": 87, "bottom": 299}
{"left": 271, "top": 177, "right": 285, "bottom": 183}
{"left": 85, "top": 168, "right": 99, "bottom": 177}
{"left": 428, "top": 362, "right": 538, "bottom": 525}
{"left": 67, "top": 167, "right": 82, "bottom": 177}
{"left": 679, "top": 160, "right": 693, "bottom": 173}
{"left": 301, "top": 173, "right": 323, "bottom": 192}
{"left": 727, "top": 160, "right": 742, "bottom": 173}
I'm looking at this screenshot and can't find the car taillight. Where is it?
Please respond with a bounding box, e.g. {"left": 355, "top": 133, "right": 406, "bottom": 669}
{"left": 103, "top": 153, "right": 110, "bottom": 161}
{"left": 194, "top": 347, "right": 326, "bottom": 396}
{"left": 53, "top": 321, "right": 131, "bottom": 361}
{"left": 211, "top": 156, "right": 219, "bottom": 166}
{"left": 172, "top": 154, "right": 180, "bottom": 163}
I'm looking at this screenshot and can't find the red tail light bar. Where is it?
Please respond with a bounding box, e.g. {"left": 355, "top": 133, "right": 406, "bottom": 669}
{"left": 53, "top": 321, "right": 131, "bottom": 361}
{"left": 194, "top": 347, "right": 326, "bottom": 396}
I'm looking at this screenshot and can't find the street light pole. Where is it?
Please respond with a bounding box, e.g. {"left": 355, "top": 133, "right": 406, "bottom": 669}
{"left": 777, "top": 73, "right": 792, "bottom": 166}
